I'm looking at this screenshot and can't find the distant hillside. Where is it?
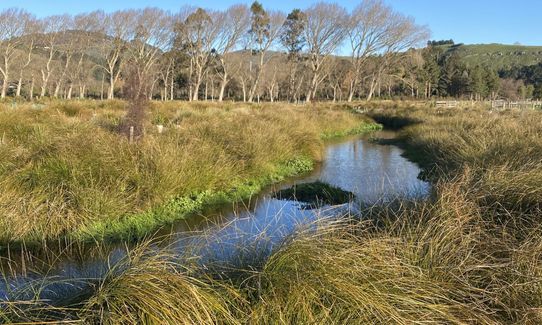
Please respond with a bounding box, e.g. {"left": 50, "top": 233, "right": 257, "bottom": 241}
{"left": 438, "top": 43, "right": 542, "bottom": 71}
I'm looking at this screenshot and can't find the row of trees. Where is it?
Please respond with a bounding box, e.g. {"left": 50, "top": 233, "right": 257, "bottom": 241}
{"left": 417, "top": 46, "right": 501, "bottom": 100}
{"left": 2, "top": 2, "right": 538, "bottom": 102}
{"left": 0, "top": 1, "right": 433, "bottom": 102}
{"left": 413, "top": 44, "right": 542, "bottom": 101}
{"left": 501, "top": 62, "right": 542, "bottom": 99}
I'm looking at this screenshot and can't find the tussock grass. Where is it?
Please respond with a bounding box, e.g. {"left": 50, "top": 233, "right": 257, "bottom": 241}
{"left": 0, "top": 100, "right": 377, "bottom": 246}
{"left": 3, "top": 101, "right": 542, "bottom": 324}
{"left": 3, "top": 175, "right": 542, "bottom": 324}
{"left": 78, "top": 244, "right": 244, "bottom": 325}
{"left": 392, "top": 107, "right": 542, "bottom": 215}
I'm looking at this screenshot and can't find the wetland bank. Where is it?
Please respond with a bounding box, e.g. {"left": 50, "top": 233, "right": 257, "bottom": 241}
{"left": 0, "top": 0, "right": 541, "bottom": 321}
{"left": 2, "top": 100, "right": 542, "bottom": 324}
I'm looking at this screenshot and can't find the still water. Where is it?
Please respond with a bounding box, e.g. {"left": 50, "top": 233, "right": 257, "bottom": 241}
{"left": 0, "top": 131, "right": 430, "bottom": 302}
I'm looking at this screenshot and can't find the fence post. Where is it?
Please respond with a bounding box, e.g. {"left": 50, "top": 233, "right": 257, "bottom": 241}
{"left": 129, "top": 126, "right": 134, "bottom": 143}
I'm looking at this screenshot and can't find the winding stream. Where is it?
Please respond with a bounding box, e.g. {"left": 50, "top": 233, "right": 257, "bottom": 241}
{"left": 0, "top": 130, "right": 430, "bottom": 302}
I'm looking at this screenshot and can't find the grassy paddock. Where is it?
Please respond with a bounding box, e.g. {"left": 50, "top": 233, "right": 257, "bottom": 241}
{"left": 0, "top": 100, "right": 379, "bottom": 247}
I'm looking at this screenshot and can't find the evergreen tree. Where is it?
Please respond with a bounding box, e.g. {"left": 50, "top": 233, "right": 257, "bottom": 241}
{"left": 421, "top": 46, "right": 442, "bottom": 97}
{"left": 280, "top": 9, "right": 306, "bottom": 58}
{"left": 469, "top": 65, "right": 488, "bottom": 100}
{"left": 485, "top": 69, "right": 500, "bottom": 100}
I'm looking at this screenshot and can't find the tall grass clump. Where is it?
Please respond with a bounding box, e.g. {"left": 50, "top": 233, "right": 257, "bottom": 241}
{"left": 2, "top": 175, "right": 542, "bottom": 323}
{"left": 363, "top": 104, "right": 542, "bottom": 322}
{"left": 78, "top": 244, "right": 244, "bottom": 325}
{"left": 0, "top": 100, "right": 378, "bottom": 246}
{"left": 393, "top": 108, "right": 542, "bottom": 215}
{"left": 3, "top": 102, "right": 542, "bottom": 324}
{"left": 246, "top": 183, "right": 493, "bottom": 324}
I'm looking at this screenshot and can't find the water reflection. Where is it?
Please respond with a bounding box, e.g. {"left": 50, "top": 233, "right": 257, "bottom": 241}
{"left": 0, "top": 131, "right": 430, "bottom": 301}
{"left": 170, "top": 131, "right": 430, "bottom": 266}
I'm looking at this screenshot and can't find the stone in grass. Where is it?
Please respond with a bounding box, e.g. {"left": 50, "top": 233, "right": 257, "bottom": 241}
{"left": 273, "top": 181, "right": 354, "bottom": 208}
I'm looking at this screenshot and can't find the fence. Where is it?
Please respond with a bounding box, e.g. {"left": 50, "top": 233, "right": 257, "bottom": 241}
{"left": 491, "top": 100, "right": 541, "bottom": 110}
{"left": 435, "top": 101, "right": 458, "bottom": 108}
{"left": 430, "top": 100, "right": 541, "bottom": 110}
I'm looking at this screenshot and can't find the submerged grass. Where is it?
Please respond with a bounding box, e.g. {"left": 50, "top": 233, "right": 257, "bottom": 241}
{"left": 273, "top": 181, "right": 354, "bottom": 207}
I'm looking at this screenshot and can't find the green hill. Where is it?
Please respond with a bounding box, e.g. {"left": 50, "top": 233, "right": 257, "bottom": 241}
{"left": 438, "top": 43, "right": 542, "bottom": 71}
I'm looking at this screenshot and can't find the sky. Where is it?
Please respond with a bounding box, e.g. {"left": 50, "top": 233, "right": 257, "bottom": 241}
{"left": 1, "top": 0, "right": 541, "bottom": 46}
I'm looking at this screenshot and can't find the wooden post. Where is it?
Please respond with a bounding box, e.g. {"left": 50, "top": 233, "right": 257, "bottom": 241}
{"left": 129, "top": 126, "right": 134, "bottom": 143}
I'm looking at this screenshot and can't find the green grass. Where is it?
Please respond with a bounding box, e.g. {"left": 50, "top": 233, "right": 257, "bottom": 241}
{"left": 0, "top": 100, "right": 379, "bottom": 247}
{"left": 273, "top": 181, "right": 354, "bottom": 207}
{"left": 74, "top": 155, "right": 316, "bottom": 242}
{"left": 4, "top": 101, "right": 542, "bottom": 324}
{"left": 438, "top": 43, "right": 542, "bottom": 70}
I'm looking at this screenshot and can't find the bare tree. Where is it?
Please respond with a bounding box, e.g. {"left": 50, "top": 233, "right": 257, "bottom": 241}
{"left": 303, "top": 3, "right": 348, "bottom": 103}
{"left": 126, "top": 8, "right": 173, "bottom": 100}
{"left": 246, "top": 2, "right": 285, "bottom": 103}
{"left": 398, "top": 49, "right": 424, "bottom": 97}
{"left": 213, "top": 5, "right": 250, "bottom": 102}
{"left": 175, "top": 7, "right": 219, "bottom": 101}
{"left": 365, "top": 11, "right": 429, "bottom": 100}
{"left": 346, "top": 0, "right": 392, "bottom": 102}
{"left": 52, "top": 16, "right": 76, "bottom": 98}
{"left": 15, "top": 14, "right": 39, "bottom": 98}
{"left": 158, "top": 52, "right": 176, "bottom": 100}
{"left": 98, "top": 10, "right": 137, "bottom": 99}
{"left": 68, "top": 11, "right": 104, "bottom": 99}
{"left": 38, "top": 15, "right": 70, "bottom": 98}
{"left": 0, "top": 3, "right": 431, "bottom": 102}
{"left": 0, "top": 8, "right": 34, "bottom": 98}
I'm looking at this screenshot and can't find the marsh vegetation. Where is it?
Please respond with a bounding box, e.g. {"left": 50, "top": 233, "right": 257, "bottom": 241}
{"left": 0, "top": 100, "right": 377, "bottom": 246}
{"left": 1, "top": 100, "right": 542, "bottom": 324}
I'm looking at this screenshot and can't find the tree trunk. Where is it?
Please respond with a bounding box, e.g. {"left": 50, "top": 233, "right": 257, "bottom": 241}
{"left": 170, "top": 76, "right": 174, "bottom": 101}
{"left": 29, "top": 76, "right": 34, "bottom": 100}
{"left": 218, "top": 71, "right": 228, "bottom": 102}
{"left": 1, "top": 73, "right": 7, "bottom": 99}
{"left": 108, "top": 74, "right": 115, "bottom": 99}
{"left": 248, "top": 55, "right": 265, "bottom": 103}
{"left": 16, "top": 77, "right": 23, "bottom": 97}
{"left": 306, "top": 73, "right": 318, "bottom": 103}
{"left": 204, "top": 79, "right": 208, "bottom": 101}
{"left": 40, "top": 71, "right": 49, "bottom": 98}
{"left": 366, "top": 76, "right": 377, "bottom": 101}
{"left": 192, "top": 75, "right": 202, "bottom": 101}
{"left": 240, "top": 79, "right": 247, "bottom": 102}
{"left": 79, "top": 84, "right": 86, "bottom": 99}
{"left": 347, "top": 81, "right": 355, "bottom": 102}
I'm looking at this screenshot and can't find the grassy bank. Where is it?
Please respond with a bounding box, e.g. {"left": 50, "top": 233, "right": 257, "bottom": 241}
{"left": 4, "top": 102, "right": 542, "bottom": 324}
{"left": 0, "top": 100, "right": 379, "bottom": 247}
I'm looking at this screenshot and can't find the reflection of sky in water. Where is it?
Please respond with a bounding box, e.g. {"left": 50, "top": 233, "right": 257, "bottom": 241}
{"left": 0, "top": 133, "right": 430, "bottom": 302}
{"left": 306, "top": 135, "right": 430, "bottom": 204}
{"left": 176, "top": 201, "right": 351, "bottom": 268}
{"left": 175, "top": 133, "right": 430, "bottom": 265}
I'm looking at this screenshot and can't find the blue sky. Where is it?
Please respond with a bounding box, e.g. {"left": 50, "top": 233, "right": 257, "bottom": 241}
{"left": 3, "top": 0, "right": 541, "bottom": 46}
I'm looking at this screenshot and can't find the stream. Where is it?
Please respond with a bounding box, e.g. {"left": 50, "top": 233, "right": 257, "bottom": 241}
{"left": 0, "top": 130, "right": 430, "bottom": 302}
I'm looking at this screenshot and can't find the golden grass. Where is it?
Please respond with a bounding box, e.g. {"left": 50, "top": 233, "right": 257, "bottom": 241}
{"left": 0, "top": 100, "right": 375, "bottom": 245}
{"left": 78, "top": 244, "right": 244, "bottom": 325}
{"left": 3, "top": 101, "right": 542, "bottom": 324}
